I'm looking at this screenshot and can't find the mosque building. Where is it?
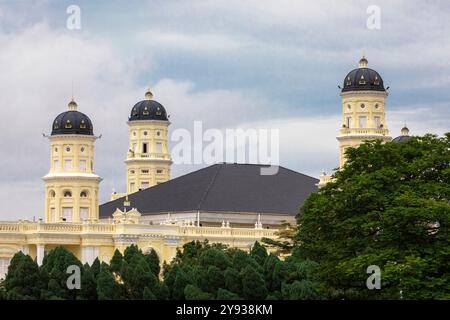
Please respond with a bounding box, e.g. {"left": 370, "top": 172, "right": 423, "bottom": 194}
{"left": 0, "top": 56, "right": 410, "bottom": 279}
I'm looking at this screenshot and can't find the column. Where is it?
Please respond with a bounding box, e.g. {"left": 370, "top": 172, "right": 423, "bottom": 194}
{"left": 36, "top": 244, "right": 45, "bottom": 266}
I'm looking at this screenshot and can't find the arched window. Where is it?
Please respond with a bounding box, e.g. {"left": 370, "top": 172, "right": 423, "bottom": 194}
{"left": 80, "top": 120, "right": 87, "bottom": 129}
{"left": 80, "top": 191, "right": 88, "bottom": 198}
{"left": 49, "top": 190, "right": 56, "bottom": 198}
{"left": 63, "top": 190, "right": 72, "bottom": 197}
{"left": 65, "top": 120, "right": 72, "bottom": 129}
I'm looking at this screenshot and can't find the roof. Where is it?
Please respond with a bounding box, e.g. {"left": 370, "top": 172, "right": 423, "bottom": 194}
{"left": 51, "top": 110, "right": 94, "bottom": 136}
{"left": 342, "top": 67, "right": 385, "bottom": 92}
{"left": 100, "top": 163, "right": 319, "bottom": 218}
{"left": 129, "top": 100, "right": 168, "bottom": 121}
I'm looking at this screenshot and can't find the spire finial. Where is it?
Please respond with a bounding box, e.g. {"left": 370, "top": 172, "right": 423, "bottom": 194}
{"left": 145, "top": 87, "right": 153, "bottom": 100}
{"left": 359, "top": 52, "right": 368, "bottom": 68}
{"left": 68, "top": 98, "right": 78, "bottom": 111}
{"left": 401, "top": 123, "right": 410, "bottom": 136}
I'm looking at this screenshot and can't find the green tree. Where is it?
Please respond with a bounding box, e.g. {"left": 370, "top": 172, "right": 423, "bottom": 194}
{"left": 241, "top": 265, "right": 267, "bottom": 300}
{"left": 297, "top": 134, "right": 450, "bottom": 299}
{"left": 39, "top": 246, "right": 83, "bottom": 300}
{"left": 4, "top": 252, "right": 42, "bottom": 299}
{"left": 97, "top": 263, "right": 122, "bottom": 300}
{"left": 110, "top": 249, "right": 123, "bottom": 274}
{"left": 184, "top": 284, "right": 213, "bottom": 300}
{"left": 79, "top": 263, "right": 97, "bottom": 300}
{"left": 145, "top": 249, "right": 160, "bottom": 276}
{"left": 250, "top": 241, "right": 268, "bottom": 266}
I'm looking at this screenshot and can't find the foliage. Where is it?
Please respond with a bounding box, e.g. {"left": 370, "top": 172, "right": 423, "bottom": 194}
{"left": 296, "top": 134, "right": 450, "bottom": 299}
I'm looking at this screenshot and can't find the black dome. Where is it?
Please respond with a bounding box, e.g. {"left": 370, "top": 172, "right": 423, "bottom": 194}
{"left": 392, "top": 127, "right": 412, "bottom": 143}
{"left": 51, "top": 101, "right": 93, "bottom": 136}
{"left": 129, "top": 100, "right": 168, "bottom": 121}
{"left": 342, "top": 57, "right": 385, "bottom": 92}
{"left": 392, "top": 135, "right": 412, "bottom": 143}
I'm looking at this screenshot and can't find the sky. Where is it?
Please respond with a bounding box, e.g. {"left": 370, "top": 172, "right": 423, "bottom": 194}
{"left": 0, "top": 0, "right": 449, "bottom": 220}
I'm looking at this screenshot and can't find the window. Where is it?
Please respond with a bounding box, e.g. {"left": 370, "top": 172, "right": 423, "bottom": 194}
{"left": 374, "top": 116, "right": 381, "bottom": 128}
{"left": 346, "top": 77, "right": 351, "bottom": 86}
{"left": 130, "top": 170, "right": 135, "bottom": 174}
{"left": 79, "top": 160, "right": 86, "bottom": 171}
{"left": 80, "top": 147, "right": 85, "bottom": 153}
{"left": 143, "top": 143, "right": 148, "bottom": 154}
{"left": 156, "top": 131, "right": 161, "bottom": 136}
{"left": 141, "top": 169, "right": 149, "bottom": 174}
{"left": 143, "top": 107, "right": 149, "bottom": 115}
{"left": 359, "top": 75, "right": 366, "bottom": 84}
{"left": 50, "top": 208, "right": 56, "bottom": 223}
{"left": 143, "top": 131, "right": 148, "bottom": 136}
{"left": 80, "top": 120, "right": 86, "bottom": 129}
{"left": 64, "top": 190, "right": 72, "bottom": 197}
{"left": 66, "top": 147, "right": 71, "bottom": 152}
{"left": 80, "top": 191, "right": 88, "bottom": 198}
{"left": 375, "top": 103, "right": 379, "bottom": 109}
{"left": 130, "top": 182, "right": 135, "bottom": 193}
{"left": 346, "top": 117, "right": 352, "bottom": 128}
{"left": 53, "top": 160, "right": 59, "bottom": 170}
{"left": 155, "top": 142, "right": 162, "bottom": 153}
{"left": 347, "top": 104, "right": 351, "bottom": 110}
{"left": 156, "top": 107, "right": 162, "bottom": 116}
{"left": 64, "top": 159, "right": 72, "bottom": 170}
{"left": 132, "top": 143, "right": 137, "bottom": 152}
{"left": 62, "top": 207, "right": 73, "bottom": 222}
{"left": 141, "top": 182, "right": 150, "bottom": 189}
{"left": 54, "top": 147, "right": 58, "bottom": 152}
{"left": 360, "top": 103, "right": 365, "bottom": 109}
{"left": 156, "top": 169, "right": 163, "bottom": 174}
{"left": 80, "top": 208, "right": 89, "bottom": 221}
{"left": 65, "top": 120, "right": 72, "bottom": 129}
{"left": 49, "top": 190, "right": 56, "bottom": 198}
{"left": 359, "top": 116, "right": 367, "bottom": 128}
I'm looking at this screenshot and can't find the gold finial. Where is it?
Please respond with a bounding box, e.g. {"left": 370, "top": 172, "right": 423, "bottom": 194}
{"left": 68, "top": 98, "right": 78, "bottom": 111}
{"left": 358, "top": 52, "right": 368, "bottom": 68}
{"left": 145, "top": 87, "right": 153, "bottom": 100}
{"left": 401, "top": 124, "right": 409, "bottom": 136}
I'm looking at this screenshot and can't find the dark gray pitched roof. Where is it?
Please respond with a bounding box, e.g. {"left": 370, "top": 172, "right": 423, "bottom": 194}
{"left": 99, "top": 163, "right": 319, "bottom": 218}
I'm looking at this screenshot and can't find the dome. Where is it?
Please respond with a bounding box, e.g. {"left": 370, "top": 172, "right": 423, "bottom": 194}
{"left": 51, "top": 100, "right": 94, "bottom": 136}
{"left": 392, "top": 126, "right": 412, "bottom": 143}
{"left": 129, "top": 89, "right": 168, "bottom": 121}
{"left": 341, "top": 57, "right": 386, "bottom": 92}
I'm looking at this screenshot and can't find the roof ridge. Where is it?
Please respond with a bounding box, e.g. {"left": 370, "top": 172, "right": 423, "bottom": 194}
{"left": 196, "top": 163, "right": 222, "bottom": 211}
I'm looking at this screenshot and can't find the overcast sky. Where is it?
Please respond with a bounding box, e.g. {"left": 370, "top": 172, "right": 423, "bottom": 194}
{"left": 0, "top": 0, "right": 449, "bottom": 220}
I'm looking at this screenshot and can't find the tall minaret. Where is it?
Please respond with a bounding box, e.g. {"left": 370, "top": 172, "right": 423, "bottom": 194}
{"left": 337, "top": 56, "right": 391, "bottom": 167}
{"left": 43, "top": 99, "right": 102, "bottom": 223}
{"left": 124, "top": 88, "right": 172, "bottom": 194}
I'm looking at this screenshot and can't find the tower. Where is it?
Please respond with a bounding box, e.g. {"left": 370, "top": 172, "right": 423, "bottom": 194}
{"left": 43, "top": 100, "right": 102, "bottom": 223}
{"left": 124, "top": 89, "right": 172, "bottom": 194}
{"left": 337, "top": 56, "right": 391, "bottom": 167}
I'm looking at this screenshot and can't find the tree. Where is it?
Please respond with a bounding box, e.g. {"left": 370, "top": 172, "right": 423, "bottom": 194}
{"left": 250, "top": 241, "right": 268, "bottom": 266}
{"left": 262, "top": 222, "right": 298, "bottom": 255}
{"left": 79, "top": 263, "right": 98, "bottom": 300}
{"left": 184, "top": 284, "right": 213, "bottom": 300}
{"left": 39, "top": 246, "right": 82, "bottom": 300}
{"left": 241, "top": 265, "right": 267, "bottom": 300}
{"left": 97, "top": 263, "right": 122, "bottom": 300}
{"left": 145, "top": 249, "right": 160, "bottom": 276}
{"left": 297, "top": 134, "right": 450, "bottom": 299}
{"left": 4, "top": 251, "right": 42, "bottom": 299}
{"left": 110, "top": 249, "right": 123, "bottom": 274}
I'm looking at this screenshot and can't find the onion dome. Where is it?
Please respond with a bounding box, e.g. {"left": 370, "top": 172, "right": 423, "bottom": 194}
{"left": 392, "top": 125, "right": 412, "bottom": 143}
{"left": 51, "top": 99, "right": 94, "bottom": 136}
{"left": 342, "top": 56, "right": 386, "bottom": 92}
{"left": 129, "top": 88, "right": 168, "bottom": 121}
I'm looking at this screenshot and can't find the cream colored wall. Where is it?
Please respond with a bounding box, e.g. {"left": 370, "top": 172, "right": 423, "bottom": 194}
{"left": 337, "top": 91, "right": 391, "bottom": 167}
{"left": 43, "top": 135, "right": 101, "bottom": 223}
{"left": 125, "top": 120, "right": 172, "bottom": 193}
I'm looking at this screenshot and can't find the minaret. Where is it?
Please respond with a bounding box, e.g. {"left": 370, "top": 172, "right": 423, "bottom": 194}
{"left": 337, "top": 56, "right": 391, "bottom": 167}
{"left": 43, "top": 99, "right": 102, "bottom": 223}
{"left": 124, "top": 88, "right": 171, "bottom": 194}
